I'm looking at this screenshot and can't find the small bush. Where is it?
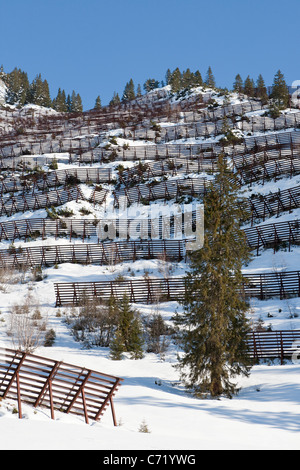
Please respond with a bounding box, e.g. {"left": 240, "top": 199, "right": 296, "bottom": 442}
{"left": 44, "top": 329, "right": 56, "bottom": 346}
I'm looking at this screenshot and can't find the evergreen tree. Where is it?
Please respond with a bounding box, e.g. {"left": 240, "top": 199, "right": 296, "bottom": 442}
{"left": 165, "top": 68, "right": 172, "bottom": 85}
{"left": 174, "top": 154, "right": 252, "bottom": 398}
{"left": 4, "top": 67, "right": 30, "bottom": 106}
{"left": 94, "top": 95, "right": 102, "bottom": 110}
{"left": 136, "top": 83, "right": 142, "bottom": 97}
{"left": 182, "top": 68, "right": 193, "bottom": 89}
{"left": 233, "top": 74, "right": 243, "bottom": 94}
{"left": 70, "top": 90, "right": 83, "bottom": 112}
{"left": 28, "top": 74, "right": 52, "bottom": 107}
{"left": 53, "top": 88, "right": 67, "bottom": 112}
{"left": 70, "top": 90, "right": 77, "bottom": 112}
{"left": 109, "top": 91, "right": 121, "bottom": 107}
{"left": 66, "top": 94, "right": 72, "bottom": 112}
{"left": 256, "top": 74, "right": 268, "bottom": 104}
{"left": 110, "top": 327, "right": 125, "bottom": 360}
{"left": 110, "top": 294, "right": 144, "bottom": 360}
{"left": 243, "top": 76, "right": 255, "bottom": 97}
{"left": 271, "top": 69, "right": 289, "bottom": 109}
{"left": 205, "top": 66, "right": 216, "bottom": 88}
{"left": 170, "top": 67, "right": 182, "bottom": 93}
{"left": 122, "top": 78, "right": 135, "bottom": 102}
{"left": 194, "top": 70, "right": 203, "bottom": 87}
{"left": 143, "top": 78, "right": 159, "bottom": 93}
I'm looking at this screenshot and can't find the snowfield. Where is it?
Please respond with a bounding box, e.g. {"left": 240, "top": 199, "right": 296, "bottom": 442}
{"left": 0, "top": 253, "right": 299, "bottom": 450}
{"left": 1, "top": 88, "right": 300, "bottom": 451}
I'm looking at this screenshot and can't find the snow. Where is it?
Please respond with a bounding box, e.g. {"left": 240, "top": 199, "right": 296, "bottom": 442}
{"left": 0, "top": 252, "right": 299, "bottom": 450}
{"left": 0, "top": 87, "right": 300, "bottom": 452}
{"left": 0, "top": 79, "right": 6, "bottom": 106}
{"left": 1, "top": 338, "right": 300, "bottom": 450}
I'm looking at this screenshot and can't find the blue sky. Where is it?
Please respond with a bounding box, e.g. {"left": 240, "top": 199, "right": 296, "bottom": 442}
{"left": 1, "top": 0, "right": 299, "bottom": 110}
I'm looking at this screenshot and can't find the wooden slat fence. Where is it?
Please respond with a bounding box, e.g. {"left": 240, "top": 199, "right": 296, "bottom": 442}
{"left": 243, "top": 219, "right": 300, "bottom": 253}
{"left": 53, "top": 270, "right": 300, "bottom": 307}
{"left": 233, "top": 151, "right": 300, "bottom": 185}
{"left": 0, "top": 186, "right": 84, "bottom": 217}
{"left": 0, "top": 239, "right": 186, "bottom": 268}
{"left": 247, "top": 330, "right": 300, "bottom": 364}
{"left": 113, "top": 177, "right": 210, "bottom": 206}
{"left": 0, "top": 347, "right": 123, "bottom": 424}
{"left": 248, "top": 185, "right": 300, "bottom": 223}
{"left": 0, "top": 213, "right": 199, "bottom": 242}
{"left": 117, "top": 156, "right": 218, "bottom": 185}
{"left": 0, "top": 167, "right": 113, "bottom": 195}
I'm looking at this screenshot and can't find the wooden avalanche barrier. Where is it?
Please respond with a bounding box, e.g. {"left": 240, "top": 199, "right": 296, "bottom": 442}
{"left": 0, "top": 347, "right": 123, "bottom": 425}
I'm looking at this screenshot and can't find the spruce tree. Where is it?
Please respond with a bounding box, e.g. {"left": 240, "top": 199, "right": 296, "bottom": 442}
{"left": 233, "top": 74, "right": 243, "bottom": 94}
{"left": 143, "top": 78, "right": 159, "bottom": 93}
{"left": 122, "top": 78, "right": 135, "bottom": 102}
{"left": 169, "top": 67, "right": 182, "bottom": 93}
{"left": 271, "top": 69, "right": 289, "bottom": 109}
{"left": 66, "top": 94, "right": 72, "bottom": 112}
{"left": 256, "top": 74, "right": 268, "bottom": 104}
{"left": 205, "top": 66, "right": 216, "bottom": 88}
{"left": 109, "top": 91, "right": 121, "bottom": 107}
{"left": 136, "top": 84, "right": 142, "bottom": 97}
{"left": 70, "top": 91, "right": 83, "bottom": 112}
{"left": 28, "top": 74, "right": 52, "bottom": 108}
{"left": 94, "top": 95, "right": 101, "bottom": 109}
{"left": 194, "top": 70, "right": 203, "bottom": 87}
{"left": 110, "top": 294, "right": 144, "bottom": 360}
{"left": 182, "top": 68, "right": 193, "bottom": 89}
{"left": 165, "top": 68, "right": 172, "bottom": 85}
{"left": 53, "top": 88, "right": 67, "bottom": 112}
{"left": 173, "top": 154, "right": 252, "bottom": 398}
{"left": 243, "top": 76, "right": 255, "bottom": 97}
{"left": 5, "top": 68, "right": 30, "bottom": 106}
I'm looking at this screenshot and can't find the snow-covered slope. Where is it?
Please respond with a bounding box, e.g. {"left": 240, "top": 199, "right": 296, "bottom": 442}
{"left": 0, "top": 86, "right": 300, "bottom": 451}
{"left": 0, "top": 79, "right": 6, "bottom": 106}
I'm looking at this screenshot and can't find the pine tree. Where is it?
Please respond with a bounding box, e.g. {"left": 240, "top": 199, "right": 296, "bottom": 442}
{"left": 256, "top": 74, "right": 268, "bottom": 104}
{"left": 53, "top": 88, "right": 67, "bottom": 112}
{"left": 66, "top": 94, "right": 72, "bottom": 112}
{"left": 109, "top": 91, "right": 121, "bottom": 107}
{"left": 194, "top": 70, "right": 203, "bottom": 87}
{"left": 173, "top": 154, "right": 252, "bottom": 398}
{"left": 122, "top": 78, "right": 135, "bottom": 102}
{"left": 271, "top": 69, "right": 289, "bottom": 109}
{"left": 136, "top": 83, "right": 142, "bottom": 97}
{"left": 182, "top": 68, "right": 193, "bottom": 89}
{"left": 28, "top": 74, "right": 52, "bottom": 108}
{"left": 70, "top": 90, "right": 83, "bottom": 112}
{"left": 4, "top": 68, "right": 30, "bottom": 106}
{"left": 205, "top": 66, "right": 216, "bottom": 88}
{"left": 165, "top": 68, "right": 172, "bottom": 85}
{"left": 110, "top": 294, "right": 144, "bottom": 360}
{"left": 169, "top": 67, "right": 182, "bottom": 93}
{"left": 233, "top": 74, "right": 243, "bottom": 94}
{"left": 243, "top": 76, "right": 255, "bottom": 97}
{"left": 110, "top": 327, "right": 125, "bottom": 360}
{"left": 143, "top": 78, "right": 159, "bottom": 93}
{"left": 94, "top": 95, "right": 101, "bottom": 109}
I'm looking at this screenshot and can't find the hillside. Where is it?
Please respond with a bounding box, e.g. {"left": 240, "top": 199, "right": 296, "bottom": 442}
{"left": 0, "top": 82, "right": 300, "bottom": 451}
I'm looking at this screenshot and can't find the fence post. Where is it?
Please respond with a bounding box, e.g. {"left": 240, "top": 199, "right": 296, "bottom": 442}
{"left": 280, "top": 332, "right": 284, "bottom": 365}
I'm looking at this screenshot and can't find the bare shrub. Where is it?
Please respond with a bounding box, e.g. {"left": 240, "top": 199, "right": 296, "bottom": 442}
{"left": 66, "top": 294, "right": 119, "bottom": 348}
{"left": 0, "top": 266, "right": 24, "bottom": 292}
{"left": 8, "top": 292, "right": 48, "bottom": 352}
